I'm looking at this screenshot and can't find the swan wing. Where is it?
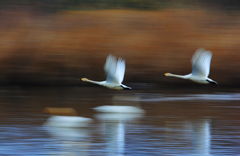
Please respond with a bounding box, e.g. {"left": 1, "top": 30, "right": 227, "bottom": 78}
{"left": 115, "top": 58, "right": 126, "bottom": 84}
{"left": 104, "top": 55, "right": 119, "bottom": 83}
{"left": 104, "top": 55, "right": 126, "bottom": 84}
{"left": 191, "top": 48, "right": 212, "bottom": 77}
{"left": 104, "top": 54, "right": 117, "bottom": 83}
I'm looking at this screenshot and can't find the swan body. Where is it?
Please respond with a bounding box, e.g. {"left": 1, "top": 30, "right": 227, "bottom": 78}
{"left": 164, "top": 48, "right": 217, "bottom": 85}
{"left": 81, "top": 55, "right": 131, "bottom": 90}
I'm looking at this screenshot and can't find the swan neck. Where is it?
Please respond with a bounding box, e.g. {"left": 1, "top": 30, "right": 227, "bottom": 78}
{"left": 82, "top": 78, "right": 102, "bottom": 85}
{"left": 166, "top": 73, "right": 189, "bottom": 79}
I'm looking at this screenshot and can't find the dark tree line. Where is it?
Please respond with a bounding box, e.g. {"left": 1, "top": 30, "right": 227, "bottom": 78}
{"left": 0, "top": 0, "right": 239, "bottom": 12}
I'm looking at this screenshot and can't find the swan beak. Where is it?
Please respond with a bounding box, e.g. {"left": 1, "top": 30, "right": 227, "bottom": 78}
{"left": 164, "top": 73, "right": 170, "bottom": 76}
{"left": 81, "top": 78, "right": 88, "bottom": 81}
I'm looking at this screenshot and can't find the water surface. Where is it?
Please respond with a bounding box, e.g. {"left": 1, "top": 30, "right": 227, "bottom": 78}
{"left": 0, "top": 87, "right": 239, "bottom": 156}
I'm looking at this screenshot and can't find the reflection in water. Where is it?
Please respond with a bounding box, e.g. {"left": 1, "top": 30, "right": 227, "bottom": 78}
{"left": 44, "top": 113, "right": 92, "bottom": 155}
{"left": 187, "top": 119, "right": 211, "bottom": 156}
{"left": 94, "top": 105, "right": 144, "bottom": 114}
{"left": 44, "top": 115, "right": 92, "bottom": 128}
{"left": 0, "top": 88, "right": 239, "bottom": 155}
{"left": 44, "top": 107, "right": 92, "bottom": 128}
{"left": 194, "top": 119, "right": 211, "bottom": 156}
{"left": 45, "top": 126, "right": 91, "bottom": 156}
{"left": 157, "top": 118, "right": 212, "bottom": 155}
{"left": 135, "top": 93, "right": 240, "bottom": 102}
{"left": 100, "top": 122, "right": 125, "bottom": 156}
{"left": 95, "top": 107, "right": 144, "bottom": 156}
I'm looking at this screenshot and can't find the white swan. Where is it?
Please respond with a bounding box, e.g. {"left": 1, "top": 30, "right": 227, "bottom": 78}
{"left": 81, "top": 55, "right": 131, "bottom": 90}
{"left": 164, "top": 48, "right": 217, "bottom": 84}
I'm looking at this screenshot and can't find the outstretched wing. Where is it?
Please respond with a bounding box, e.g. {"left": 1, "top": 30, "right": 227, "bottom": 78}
{"left": 191, "top": 48, "right": 212, "bottom": 77}
{"left": 104, "top": 55, "right": 118, "bottom": 83}
{"left": 115, "top": 58, "right": 126, "bottom": 84}
{"left": 104, "top": 54, "right": 126, "bottom": 84}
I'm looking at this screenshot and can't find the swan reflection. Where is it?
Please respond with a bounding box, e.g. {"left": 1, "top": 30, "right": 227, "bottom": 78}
{"left": 179, "top": 119, "right": 211, "bottom": 156}
{"left": 190, "top": 119, "right": 211, "bottom": 156}
{"left": 44, "top": 114, "right": 92, "bottom": 156}
{"left": 95, "top": 105, "right": 144, "bottom": 156}
{"left": 45, "top": 125, "right": 91, "bottom": 156}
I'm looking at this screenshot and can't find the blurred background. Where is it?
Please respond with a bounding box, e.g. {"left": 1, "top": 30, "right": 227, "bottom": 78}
{"left": 0, "top": 0, "right": 239, "bottom": 87}
{"left": 0, "top": 1, "right": 240, "bottom": 155}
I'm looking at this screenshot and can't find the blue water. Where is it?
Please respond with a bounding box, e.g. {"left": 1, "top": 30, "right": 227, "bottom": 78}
{"left": 0, "top": 88, "right": 239, "bottom": 156}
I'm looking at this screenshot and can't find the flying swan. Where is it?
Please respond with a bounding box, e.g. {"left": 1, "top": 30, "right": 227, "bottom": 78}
{"left": 81, "top": 55, "right": 131, "bottom": 90}
{"left": 164, "top": 48, "right": 217, "bottom": 84}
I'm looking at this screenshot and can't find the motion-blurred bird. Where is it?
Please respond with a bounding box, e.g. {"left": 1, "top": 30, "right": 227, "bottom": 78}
{"left": 164, "top": 48, "right": 217, "bottom": 84}
{"left": 81, "top": 55, "right": 131, "bottom": 90}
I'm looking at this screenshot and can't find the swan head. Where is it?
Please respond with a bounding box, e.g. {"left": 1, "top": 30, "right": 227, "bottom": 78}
{"left": 81, "top": 78, "right": 89, "bottom": 82}
{"left": 164, "top": 73, "right": 171, "bottom": 76}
